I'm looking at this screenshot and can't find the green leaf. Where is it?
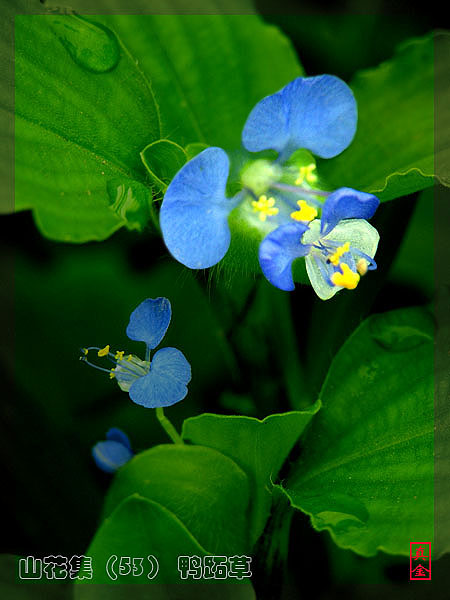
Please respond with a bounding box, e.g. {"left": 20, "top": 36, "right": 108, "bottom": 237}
{"left": 141, "top": 139, "right": 187, "bottom": 192}
{"left": 283, "top": 307, "right": 434, "bottom": 556}
{"left": 320, "top": 34, "right": 436, "bottom": 201}
{"left": 182, "top": 403, "right": 320, "bottom": 547}
{"left": 103, "top": 444, "right": 251, "bottom": 555}
{"left": 77, "top": 494, "right": 208, "bottom": 586}
{"left": 185, "top": 142, "right": 210, "bottom": 160}
{"left": 75, "top": 496, "right": 256, "bottom": 596}
{"left": 15, "top": 15, "right": 160, "bottom": 241}
{"left": 100, "top": 15, "right": 303, "bottom": 150}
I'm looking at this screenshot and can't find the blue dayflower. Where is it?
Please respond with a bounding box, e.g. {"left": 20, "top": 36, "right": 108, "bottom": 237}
{"left": 259, "top": 189, "right": 379, "bottom": 298}
{"left": 92, "top": 427, "right": 134, "bottom": 474}
{"left": 242, "top": 74, "right": 357, "bottom": 161}
{"left": 160, "top": 74, "right": 380, "bottom": 298}
{"left": 80, "top": 298, "right": 191, "bottom": 408}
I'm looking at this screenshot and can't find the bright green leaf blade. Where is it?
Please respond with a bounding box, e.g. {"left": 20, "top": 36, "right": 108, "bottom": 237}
{"left": 100, "top": 15, "right": 303, "bottom": 149}
{"left": 182, "top": 403, "right": 320, "bottom": 547}
{"left": 320, "top": 34, "right": 435, "bottom": 201}
{"left": 141, "top": 139, "right": 187, "bottom": 192}
{"left": 15, "top": 15, "right": 160, "bottom": 241}
{"left": 75, "top": 496, "right": 256, "bottom": 596}
{"left": 283, "top": 307, "right": 434, "bottom": 557}
{"left": 78, "top": 494, "right": 208, "bottom": 586}
{"left": 103, "top": 444, "right": 251, "bottom": 555}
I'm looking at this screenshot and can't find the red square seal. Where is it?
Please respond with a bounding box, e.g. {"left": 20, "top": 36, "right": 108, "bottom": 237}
{"left": 410, "top": 542, "right": 431, "bottom": 580}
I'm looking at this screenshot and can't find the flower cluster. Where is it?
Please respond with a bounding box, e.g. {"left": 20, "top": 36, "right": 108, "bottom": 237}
{"left": 160, "top": 75, "right": 380, "bottom": 300}
{"left": 80, "top": 297, "right": 191, "bottom": 407}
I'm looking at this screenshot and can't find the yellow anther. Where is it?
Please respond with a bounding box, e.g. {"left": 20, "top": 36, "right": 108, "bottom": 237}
{"left": 82, "top": 348, "right": 89, "bottom": 356}
{"left": 295, "top": 164, "right": 317, "bottom": 185}
{"left": 329, "top": 242, "right": 351, "bottom": 266}
{"left": 127, "top": 354, "right": 133, "bottom": 361}
{"left": 98, "top": 345, "right": 110, "bottom": 357}
{"left": 290, "top": 200, "right": 318, "bottom": 222}
{"left": 251, "top": 195, "right": 279, "bottom": 222}
{"left": 115, "top": 350, "right": 125, "bottom": 360}
{"left": 109, "top": 368, "right": 116, "bottom": 379}
{"left": 356, "top": 259, "right": 369, "bottom": 276}
{"left": 331, "top": 263, "right": 360, "bottom": 290}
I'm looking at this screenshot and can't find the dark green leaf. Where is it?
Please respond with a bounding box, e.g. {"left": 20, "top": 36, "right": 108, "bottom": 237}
{"left": 77, "top": 495, "right": 208, "bottom": 585}
{"left": 283, "top": 307, "right": 434, "bottom": 556}
{"left": 103, "top": 444, "right": 251, "bottom": 555}
{"left": 182, "top": 404, "right": 320, "bottom": 546}
{"left": 320, "top": 34, "right": 436, "bottom": 201}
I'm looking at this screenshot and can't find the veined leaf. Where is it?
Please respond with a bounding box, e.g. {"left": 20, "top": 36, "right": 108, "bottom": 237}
{"left": 103, "top": 444, "right": 251, "bottom": 555}
{"left": 15, "top": 15, "right": 160, "bottom": 241}
{"left": 320, "top": 34, "right": 436, "bottom": 201}
{"left": 283, "top": 307, "right": 434, "bottom": 556}
{"left": 182, "top": 404, "right": 320, "bottom": 547}
{"left": 101, "top": 14, "right": 302, "bottom": 150}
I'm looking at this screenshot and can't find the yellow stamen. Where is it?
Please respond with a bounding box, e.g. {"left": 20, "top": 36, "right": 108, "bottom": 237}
{"left": 109, "top": 368, "right": 116, "bottom": 379}
{"left": 356, "top": 259, "right": 369, "bottom": 276}
{"left": 251, "top": 195, "right": 279, "bottom": 222}
{"left": 82, "top": 348, "right": 89, "bottom": 356}
{"left": 329, "top": 242, "right": 351, "bottom": 266}
{"left": 295, "top": 164, "right": 317, "bottom": 185}
{"left": 331, "top": 263, "right": 360, "bottom": 290}
{"left": 290, "top": 200, "right": 318, "bottom": 222}
{"left": 98, "top": 345, "right": 110, "bottom": 357}
{"left": 127, "top": 354, "right": 133, "bottom": 362}
{"left": 115, "top": 350, "right": 125, "bottom": 360}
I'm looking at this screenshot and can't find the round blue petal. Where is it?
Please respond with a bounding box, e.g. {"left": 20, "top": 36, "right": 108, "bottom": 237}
{"left": 106, "top": 427, "right": 132, "bottom": 451}
{"left": 242, "top": 75, "right": 357, "bottom": 160}
{"left": 259, "top": 222, "right": 311, "bottom": 291}
{"left": 129, "top": 347, "right": 191, "bottom": 408}
{"left": 160, "top": 147, "right": 237, "bottom": 269}
{"left": 320, "top": 188, "right": 379, "bottom": 236}
{"left": 126, "top": 298, "right": 171, "bottom": 349}
{"left": 92, "top": 440, "right": 133, "bottom": 474}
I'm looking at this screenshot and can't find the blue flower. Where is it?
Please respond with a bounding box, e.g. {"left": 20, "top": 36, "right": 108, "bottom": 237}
{"left": 80, "top": 298, "right": 191, "bottom": 408}
{"left": 259, "top": 189, "right": 379, "bottom": 299}
{"left": 92, "top": 427, "right": 134, "bottom": 473}
{"left": 160, "top": 74, "right": 380, "bottom": 298}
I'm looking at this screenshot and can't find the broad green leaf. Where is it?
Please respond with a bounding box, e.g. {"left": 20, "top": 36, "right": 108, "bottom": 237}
{"left": 141, "top": 139, "right": 187, "bottom": 192}
{"left": 15, "top": 15, "right": 160, "bottom": 241}
{"left": 77, "top": 494, "right": 208, "bottom": 586}
{"left": 283, "top": 307, "right": 434, "bottom": 556}
{"left": 103, "top": 444, "right": 251, "bottom": 555}
{"left": 100, "top": 15, "right": 303, "bottom": 150}
{"left": 182, "top": 403, "right": 320, "bottom": 547}
{"left": 320, "top": 34, "right": 435, "bottom": 201}
{"left": 75, "top": 496, "right": 256, "bottom": 597}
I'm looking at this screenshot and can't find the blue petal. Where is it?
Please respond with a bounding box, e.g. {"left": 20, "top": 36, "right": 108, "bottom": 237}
{"left": 129, "top": 347, "right": 191, "bottom": 408}
{"left": 106, "top": 427, "right": 132, "bottom": 451}
{"left": 242, "top": 75, "right": 357, "bottom": 160}
{"left": 259, "top": 222, "right": 311, "bottom": 291}
{"left": 320, "top": 188, "right": 379, "bottom": 235}
{"left": 92, "top": 440, "right": 133, "bottom": 474}
{"left": 160, "top": 147, "right": 237, "bottom": 269}
{"left": 126, "top": 298, "right": 171, "bottom": 349}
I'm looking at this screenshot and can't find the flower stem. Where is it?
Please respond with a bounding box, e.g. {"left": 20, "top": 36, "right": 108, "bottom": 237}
{"left": 156, "top": 407, "right": 184, "bottom": 444}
